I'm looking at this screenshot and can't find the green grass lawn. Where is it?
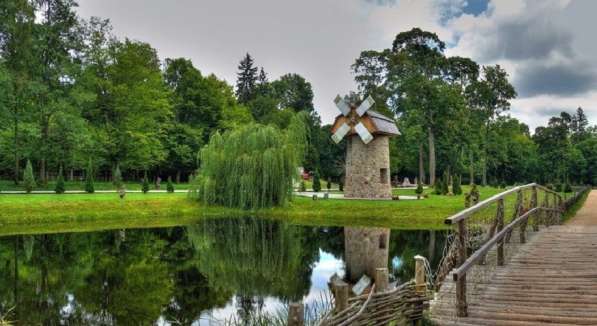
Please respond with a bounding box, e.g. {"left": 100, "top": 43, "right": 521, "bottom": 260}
{"left": 0, "top": 179, "right": 193, "bottom": 192}
{"left": 0, "top": 185, "right": 508, "bottom": 237}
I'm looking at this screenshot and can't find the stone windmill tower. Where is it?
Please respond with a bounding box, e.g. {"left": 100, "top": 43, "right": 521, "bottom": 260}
{"left": 331, "top": 95, "right": 399, "bottom": 199}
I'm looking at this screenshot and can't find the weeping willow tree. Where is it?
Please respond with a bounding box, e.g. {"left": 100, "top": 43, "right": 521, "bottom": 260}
{"left": 191, "top": 112, "right": 308, "bottom": 209}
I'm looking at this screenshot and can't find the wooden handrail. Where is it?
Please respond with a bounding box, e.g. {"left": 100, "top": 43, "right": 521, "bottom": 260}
{"left": 445, "top": 183, "right": 562, "bottom": 225}
{"left": 452, "top": 207, "right": 540, "bottom": 281}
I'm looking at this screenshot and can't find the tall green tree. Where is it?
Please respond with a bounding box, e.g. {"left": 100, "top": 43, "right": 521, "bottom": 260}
{"left": 0, "top": 0, "right": 37, "bottom": 183}
{"left": 235, "top": 53, "right": 258, "bottom": 104}
{"left": 466, "top": 65, "right": 517, "bottom": 185}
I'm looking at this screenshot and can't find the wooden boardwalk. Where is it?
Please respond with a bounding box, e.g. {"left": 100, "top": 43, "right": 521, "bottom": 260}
{"left": 436, "top": 190, "right": 597, "bottom": 326}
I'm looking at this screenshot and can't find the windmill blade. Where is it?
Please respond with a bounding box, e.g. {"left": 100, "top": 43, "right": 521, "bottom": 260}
{"left": 334, "top": 95, "right": 351, "bottom": 116}
{"left": 331, "top": 122, "right": 351, "bottom": 144}
{"left": 354, "top": 122, "right": 374, "bottom": 144}
{"left": 356, "top": 95, "right": 375, "bottom": 117}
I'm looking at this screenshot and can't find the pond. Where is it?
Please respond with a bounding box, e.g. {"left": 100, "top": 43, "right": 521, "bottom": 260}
{"left": 0, "top": 217, "right": 447, "bottom": 325}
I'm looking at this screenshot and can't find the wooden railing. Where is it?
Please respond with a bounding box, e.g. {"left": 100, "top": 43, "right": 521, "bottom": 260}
{"left": 443, "top": 183, "right": 590, "bottom": 317}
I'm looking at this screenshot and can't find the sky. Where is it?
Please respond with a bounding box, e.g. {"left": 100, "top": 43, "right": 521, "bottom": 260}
{"left": 74, "top": 0, "right": 597, "bottom": 130}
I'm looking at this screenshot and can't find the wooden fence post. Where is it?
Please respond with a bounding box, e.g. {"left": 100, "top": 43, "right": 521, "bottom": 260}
{"left": 414, "top": 255, "right": 427, "bottom": 295}
{"left": 375, "top": 267, "right": 389, "bottom": 292}
{"left": 517, "top": 190, "right": 527, "bottom": 244}
{"left": 496, "top": 198, "right": 505, "bottom": 266}
{"left": 332, "top": 282, "right": 349, "bottom": 313}
{"left": 542, "top": 192, "right": 550, "bottom": 226}
{"left": 531, "top": 186, "right": 538, "bottom": 231}
{"left": 288, "top": 302, "right": 304, "bottom": 326}
{"left": 456, "top": 219, "right": 468, "bottom": 317}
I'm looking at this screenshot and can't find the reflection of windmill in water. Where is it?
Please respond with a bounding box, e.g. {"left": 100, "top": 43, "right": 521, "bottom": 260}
{"left": 330, "top": 95, "right": 399, "bottom": 283}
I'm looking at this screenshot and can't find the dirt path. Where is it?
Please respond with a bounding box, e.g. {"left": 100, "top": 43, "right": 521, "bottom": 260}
{"left": 567, "top": 190, "right": 597, "bottom": 226}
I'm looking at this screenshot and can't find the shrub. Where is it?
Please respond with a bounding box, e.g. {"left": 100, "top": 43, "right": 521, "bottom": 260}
{"left": 113, "top": 165, "right": 123, "bottom": 189}
{"left": 339, "top": 181, "right": 344, "bottom": 192}
{"left": 554, "top": 183, "right": 562, "bottom": 193}
{"left": 299, "top": 180, "right": 306, "bottom": 192}
{"left": 313, "top": 171, "right": 321, "bottom": 192}
{"left": 54, "top": 167, "right": 65, "bottom": 194}
{"left": 452, "top": 175, "right": 462, "bottom": 195}
{"left": 415, "top": 178, "right": 424, "bottom": 195}
{"left": 441, "top": 172, "right": 450, "bottom": 195}
{"left": 23, "top": 160, "right": 36, "bottom": 193}
{"left": 326, "top": 179, "right": 331, "bottom": 191}
{"left": 85, "top": 159, "right": 95, "bottom": 193}
{"left": 142, "top": 172, "right": 150, "bottom": 194}
{"left": 564, "top": 182, "right": 572, "bottom": 193}
{"left": 166, "top": 176, "right": 174, "bottom": 193}
{"left": 499, "top": 181, "right": 506, "bottom": 189}
{"left": 546, "top": 183, "right": 554, "bottom": 191}
{"left": 434, "top": 178, "right": 443, "bottom": 195}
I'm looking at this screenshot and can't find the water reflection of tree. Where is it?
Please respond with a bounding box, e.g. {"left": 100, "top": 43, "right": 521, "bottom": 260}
{"left": 186, "top": 217, "right": 317, "bottom": 304}
{"left": 0, "top": 220, "right": 341, "bottom": 325}
{"left": 388, "top": 230, "right": 447, "bottom": 283}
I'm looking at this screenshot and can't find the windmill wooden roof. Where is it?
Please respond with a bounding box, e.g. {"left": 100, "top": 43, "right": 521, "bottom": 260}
{"left": 331, "top": 110, "right": 400, "bottom": 137}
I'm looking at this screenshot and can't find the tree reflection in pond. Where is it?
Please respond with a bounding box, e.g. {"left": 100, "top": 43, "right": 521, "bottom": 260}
{"left": 0, "top": 218, "right": 446, "bottom": 325}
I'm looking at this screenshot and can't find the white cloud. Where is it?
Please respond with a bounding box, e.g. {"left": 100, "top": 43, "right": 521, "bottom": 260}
{"left": 75, "top": 0, "right": 597, "bottom": 129}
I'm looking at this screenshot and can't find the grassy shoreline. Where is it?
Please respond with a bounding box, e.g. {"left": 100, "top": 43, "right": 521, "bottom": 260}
{"left": 0, "top": 186, "right": 507, "bottom": 236}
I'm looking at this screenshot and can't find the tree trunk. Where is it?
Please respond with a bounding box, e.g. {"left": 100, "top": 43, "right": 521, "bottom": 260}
{"left": 69, "top": 168, "right": 74, "bottom": 181}
{"left": 482, "top": 159, "right": 487, "bottom": 186}
{"left": 418, "top": 144, "right": 426, "bottom": 184}
{"left": 176, "top": 170, "right": 181, "bottom": 184}
{"left": 428, "top": 127, "right": 436, "bottom": 186}
{"left": 14, "top": 109, "right": 19, "bottom": 184}
{"left": 40, "top": 119, "right": 49, "bottom": 185}
{"left": 469, "top": 152, "right": 474, "bottom": 185}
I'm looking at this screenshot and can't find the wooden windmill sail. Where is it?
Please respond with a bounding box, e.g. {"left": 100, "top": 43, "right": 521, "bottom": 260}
{"left": 331, "top": 95, "right": 400, "bottom": 199}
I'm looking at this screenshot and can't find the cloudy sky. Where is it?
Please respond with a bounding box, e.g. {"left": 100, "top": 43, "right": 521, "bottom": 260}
{"left": 75, "top": 0, "right": 596, "bottom": 130}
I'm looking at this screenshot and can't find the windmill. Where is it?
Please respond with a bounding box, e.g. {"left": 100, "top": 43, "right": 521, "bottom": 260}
{"left": 331, "top": 95, "right": 400, "bottom": 199}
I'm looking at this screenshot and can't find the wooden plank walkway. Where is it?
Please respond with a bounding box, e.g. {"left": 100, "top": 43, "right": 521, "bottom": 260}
{"left": 435, "top": 190, "right": 597, "bottom": 325}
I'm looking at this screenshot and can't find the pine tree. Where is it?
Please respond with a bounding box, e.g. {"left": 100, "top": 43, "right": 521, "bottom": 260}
{"left": 167, "top": 176, "right": 174, "bottom": 193}
{"left": 85, "top": 159, "right": 95, "bottom": 193}
{"left": 235, "top": 53, "right": 258, "bottom": 104}
{"left": 23, "top": 160, "right": 36, "bottom": 193}
{"left": 452, "top": 175, "right": 462, "bottom": 195}
{"left": 113, "top": 165, "right": 123, "bottom": 190}
{"left": 313, "top": 171, "right": 321, "bottom": 192}
{"left": 55, "top": 167, "right": 65, "bottom": 194}
{"left": 142, "top": 172, "right": 150, "bottom": 194}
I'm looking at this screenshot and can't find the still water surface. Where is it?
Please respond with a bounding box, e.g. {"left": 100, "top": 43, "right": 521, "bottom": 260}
{"left": 0, "top": 217, "right": 446, "bottom": 325}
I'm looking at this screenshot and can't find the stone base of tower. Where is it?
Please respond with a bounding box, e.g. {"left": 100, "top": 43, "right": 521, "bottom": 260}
{"left": 344, "top": 135, "right": 392, "bottom": 199}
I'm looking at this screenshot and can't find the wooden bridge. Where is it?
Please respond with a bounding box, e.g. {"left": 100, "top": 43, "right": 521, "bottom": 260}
{"left": 431, "top": 184, "right": 595, "bottom": 325}
{"left": 291, "top": 183, "right": 591, "bottom": 326}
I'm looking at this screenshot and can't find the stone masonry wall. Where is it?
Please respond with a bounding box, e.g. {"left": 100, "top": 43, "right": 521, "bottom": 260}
{"left": 344, "top": 135, "right": 392, "bottom": 199}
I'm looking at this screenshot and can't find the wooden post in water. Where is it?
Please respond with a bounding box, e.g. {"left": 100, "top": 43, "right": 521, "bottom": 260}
{"left": 288, "top": 302, "right": 304, "bottom": 326}
{"left": 496, "top": 198, "right": 505, "bottom": 266}
{"left": 456, "top": 220, "right": 468, "bottom": 317}
{"left": 375, "top": 267, "right": 389, "bottom": 292}
{"left": 414, "top": 255, "right": 427, "bottom": 295}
